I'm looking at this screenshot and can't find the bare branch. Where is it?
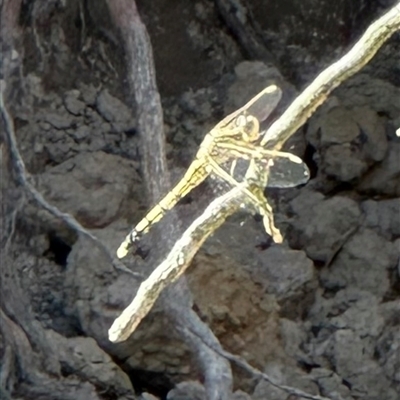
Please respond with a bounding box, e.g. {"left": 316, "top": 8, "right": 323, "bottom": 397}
{"left": 107, "top": 1, "right": 234, "bottom": 398}
{"left": 111, "top": 2, "right": 400, "bottom": 341}
{"left": 1, "top": 0, "right": 23, "bottom": 51}
{"left": 215, "top": 0, "right": 276, "bottom": 62}
{"left": 109, "top": 185, "right": 247, "bottom": 342}
{"left": 261, "top": 2, "right": 400, "bottom": 148}
{"left": 110, "top": 5, "right": 400, "bottom": 398}
{"left": 107, "top": 0, "right": 168, "bottom": 201}
{"left": 181, "top": 325, "right": 332, "bottom": 400}
{"left": 0, "top": 0, "right": 23, "bottom": 94}
{"left": 110, "top": 179, "right": 333, "bottom": 400}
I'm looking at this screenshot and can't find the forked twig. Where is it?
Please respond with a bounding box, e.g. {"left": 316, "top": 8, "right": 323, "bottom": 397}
{"left": 107, "top": 0, "right": 234, "bottom": 397}
{"left": 260, "top": 3, "right": 400, "bottom": 148}
{"left": 180, "top": 325, "right": 331, "bottom": 400}
{"left": 110, "top": 181, "right": 331, "bottom": 400}
{"left": 109, "top": 184, "right": 250, "bottom": 341}
{"left": 111, "top": 2, "right": 400, "bottom": 341}
{"left": 110, "top": 4, "right": 400, "bottom": 398}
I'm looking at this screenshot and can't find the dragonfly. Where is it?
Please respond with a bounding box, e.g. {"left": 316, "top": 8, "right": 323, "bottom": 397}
{"left": 117, "top": 85, "right": 309, "bottom": 258}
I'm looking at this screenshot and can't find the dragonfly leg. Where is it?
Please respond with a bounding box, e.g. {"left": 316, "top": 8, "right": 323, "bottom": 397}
{"left": 246, "top": 160, "right": 283, "bottom": 243}
{"left": 229, "top": 159, "right": 237, "bottom": 177}
{"left": 207, "top": 157, "right": 283, "bottom": 243}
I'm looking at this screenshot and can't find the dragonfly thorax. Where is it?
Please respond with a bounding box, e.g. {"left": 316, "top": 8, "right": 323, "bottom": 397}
{"left": 236, "top": 114, "right": 260, "bottom": 142}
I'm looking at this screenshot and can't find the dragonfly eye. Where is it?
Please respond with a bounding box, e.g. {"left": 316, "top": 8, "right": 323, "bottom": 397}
{"left": 240, "top": 115, "right": 259, "bottom": 142}
{"left": 235, "top": 115, "right": 248, "bottom": 127}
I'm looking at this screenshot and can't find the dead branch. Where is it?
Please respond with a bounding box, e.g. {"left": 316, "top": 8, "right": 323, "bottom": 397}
{"left": 261, "top": 2, "right": 400, "bottom": 148}
{"left": 109, "top": 180, "right": 333, "bottom": 399}
{"left": 110, "top": 3, "right": 400, "bottom": 398}
{"left": 215, "top": 0, "right": 276, "bottom": 63}
{"left": 106, "top": 0, "right": 234, "bottom": 398}
{"left": 180, "top": 324, "right": 332, "bottom": 400}
{"left": 0, "top": 0, "right": 23, "bottom": 37}
{"left": 0, "top": 0, "right": 23, "bottom": 103}
{"left": 109, "top": 185, "right": 248, "bottom": 341}
{"left": 111, "top": 0, "right": 400, "bottom": 343}
{"left": 106, "top": 0, "right": 168, "bottom": 201}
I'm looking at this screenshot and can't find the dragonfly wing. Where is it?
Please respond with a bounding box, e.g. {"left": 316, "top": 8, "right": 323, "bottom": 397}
{"left": 223, "top": 151, "right": 309, "bottom": 189}
{"left": 219, "top": 85, "right": 283, "bottom": 129}
{"left": 266, "top": 153, "right": 310, "bottom": 188}
{"left": 244, "top": 85, "right": 282, "bottom": 122}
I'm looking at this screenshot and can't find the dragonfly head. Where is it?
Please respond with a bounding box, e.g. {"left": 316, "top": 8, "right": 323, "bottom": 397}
{"left": 235, "top": 114, "right": 260, "bottom": 142}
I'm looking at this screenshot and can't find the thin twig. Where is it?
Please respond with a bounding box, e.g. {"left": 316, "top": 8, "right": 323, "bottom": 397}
{"left": 215, "top": 0, "right": 276, "bottom": 63}
{"left": 107, "top": 1, "right": 234, "bottom": 398}
{"left": 109, "top": 181, "right": 332, "bottom": 399}
{"left": 110, "top": 4, "right": 400, "bottom": 398}
{"left": 181, "top": 325, "right": 332, "bottom": 400}
{"left": 109, "top": 184, "right": 248, "bottom": 342}
{"left": 111, "top": 1, "right": 400, "bottom": 341}
{"left": 261, "top": 2, "right": 400, "bottom": 148}
{"left": 0, "top": 88, "right": 141, "bottom": 279}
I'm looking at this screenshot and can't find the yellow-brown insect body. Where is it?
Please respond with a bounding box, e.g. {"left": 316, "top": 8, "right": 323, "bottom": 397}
{"left": 117, "top": 85, "right": 284, "bottom": 257}
{"left": 131, "top": 113, "right": 259, "bottom": 242}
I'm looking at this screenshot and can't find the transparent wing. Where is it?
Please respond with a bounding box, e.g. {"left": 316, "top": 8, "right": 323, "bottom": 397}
{"left": 245, "top": 85, "right": 282, "bottom": 123}
{"left": 227, "top": 153, "right": 309, "bottom": 189}
{"left": 219, "top": 85, "right": 282, "bottom": 129}
{"left": 266, "top": 155, "right": 310, "bottom": 188}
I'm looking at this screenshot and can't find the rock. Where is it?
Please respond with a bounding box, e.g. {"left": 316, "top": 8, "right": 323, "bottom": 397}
{"left": 328, "top": 329, "right": 397, "bottom": 400}
{"left": 187, "top": 248, "right": 283, "bottom": 377}
{"left": 307, "top": 106, "right": 388, "bottom": 182}
{"left": 306, "top": 288, "right": 400, "bottom": 399}
{"left": 329, "top": 292, "right": 385, "bottom": 338}
{"left": 280, "top": 319, "right": 311, "bottom": 364}
{"left": 63, "top": 230, "right": 142, "bottom": 346}
{"left": 379, "top": 299, "right": 400, "bottom": 325}
{"left": 43, "top": 136, "right": 77, "bottom": 164}
{"left": 44, "top": 110, "right": 76, "bottom": 129}
{"left": 37, "top": 151, "right": 140, "bottom": 228}
{"left": 232, "top": 390, "right": 253, "bottom": 400}
{"left": 287, "top": 191, "right": 361, "bottom": 263}
{"left": 308, "top": 288, "right": 382, "bottom": 332}
{"left": 375, "top": 327, "right": 400, "bottom": 384}
{"left": 319, "top": 107, "right": 360, "bottom": 145}
{"left": 307, "top": 289, "right": 382, "bottom": 353}
{"left": 396, "top": 238, "right": 400, "bottom": 278}
{"left": 361, "top": 199, "right": 400, "bottom": 239}
{"left": 352, "top": 106, "right": 387, "bottom": 162}
{"left": 323, "top": 144, "right": 368, "bottom": 181}
{"left": 225, "top": 61, "right": 295, "bottom": 116}
{"left": 252, "top": 362, "right": 319, "bottom": 400}
{"left": 96, "top": 89, "right": 135, "bottom": 132}
{"left": 337, "top": 75, "right": 400, "bottom": 120}
{"left": 309, "top": 368, "right": 352, "bottom": 400}
{"left": 253, "top": 246, "right": 317, "bottom": 302}
{"left": 84, "top": 106, "right": 103, "bottom": 125}
{"left": 358, "top": 143, "right": 400, "bottom": 196}
{"left": 64, "top": 226, "right": 193, "bottom": 386}
{"left": 320, "top": 229, "right": 397, "bottom": 297}
{"left": 80, "top": 83, "right": 98, "bottom": 106}
{"left": 71, "top": 125, "right": 90, "bottom": 141}
{"left": 64, "top": 90, "right": 86, "bottom": 115}
{"left": 47, "top": 331, "right": 133, "bottom": 393}
{"left": 167, "top": 381, "right": 205, "bottom": 400}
